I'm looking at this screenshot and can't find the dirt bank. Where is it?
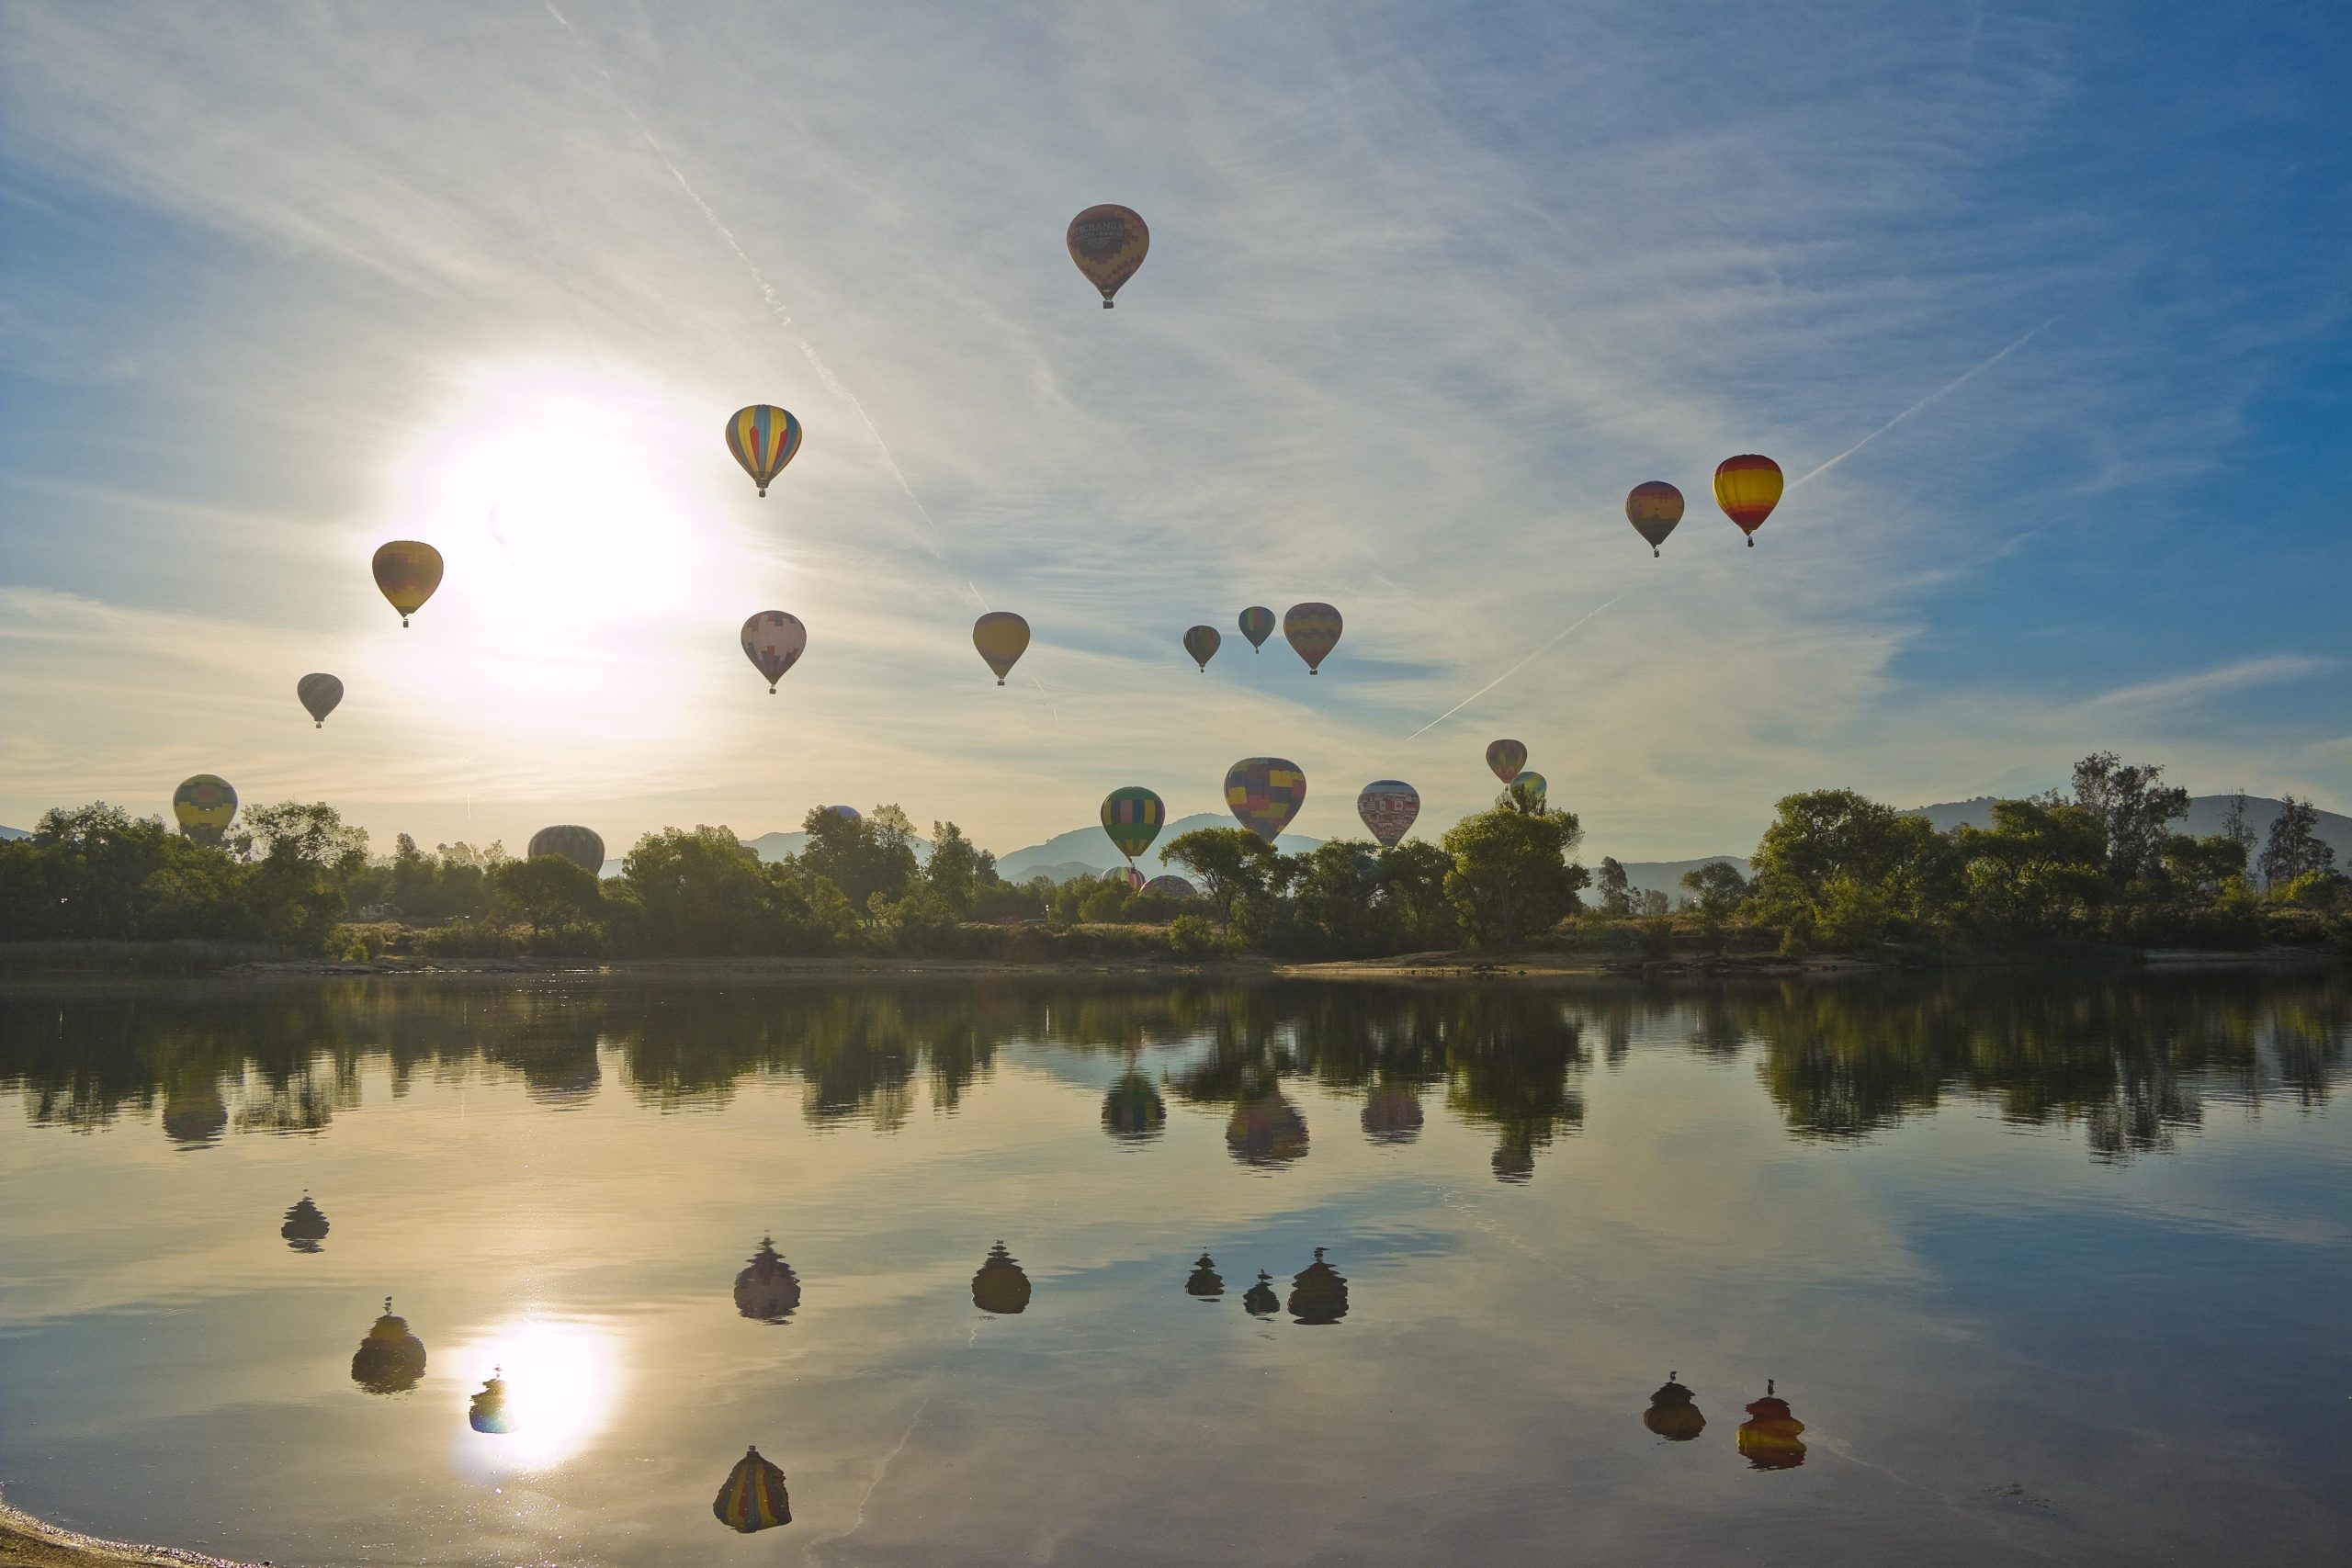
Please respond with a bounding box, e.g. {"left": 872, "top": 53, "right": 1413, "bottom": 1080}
{"left": 0, "top": 1497, "right": 258, "bottom": 1568}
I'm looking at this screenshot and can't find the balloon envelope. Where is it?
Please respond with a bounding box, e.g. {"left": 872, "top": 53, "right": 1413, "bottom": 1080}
{"left": 1356, "top": 780, "right": 1419, "bottom": 847}
{"left": 741, "top": 612, "right": 808, "bottom": 691}
{"left": 713, "top": 1445, "right": 792, "bottom": 1532}
{"left": 1486, "top": 739, "right": 1527, "bottom": 783}
{"left": 1283, "top": 602, "right": 1342, "bottom": 673}
{"left": 297, "top": 672, "right": 343, "bottom": 728}
{"left": 972, "top": 612, "right": 1030, "bottom": 684}
{"left": 372, "top": 541, "right": 443, "bottom": 626}
{"left": 1504, "top": 771, "right": 1548, "bottom": 808}
{"left": 1625, "top": 481, "right": 1684, "bottom": 556}
{"left": 825, "top": 805, "right": 861, "bottom": 823}
{"left": 1182, "top": 625, "right": 1221, "bottom": 671}
{"left": 1145, "top": 874, "right": 1196, "bottom": 898}
{"left": 173, "top": 774, "right": 238, "bottom": 845}
{"left": 1101, "top": 863, "right": 1146, "bottom": 890}
{"left": 1100, "top": 786, "right": 1166, "bottom": 863}
{"left": 1238, "top": 606, "right": 1275, "bottom": 650}
{"left": 725, "top": 405, "right": 803, "bottom": 497}
{"left": 1713, "top": 454, "right": 1782, "bottom": 544}
{"left": 1067, "top": 205, "right": 1149, "bottom": 307}
{"left": 528, "top": 825, "right": 605, "bottom": 873}
{"left": 1226, "top": 757, "right": 1306, "bottom": 841}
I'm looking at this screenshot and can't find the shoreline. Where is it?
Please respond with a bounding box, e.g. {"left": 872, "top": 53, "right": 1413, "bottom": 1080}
{"left": 0, "top": 1495, "right": 256, "bottom": 1568}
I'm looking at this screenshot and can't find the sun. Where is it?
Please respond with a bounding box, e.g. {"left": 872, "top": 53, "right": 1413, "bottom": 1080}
{"left": 453, "top": 1315, "right": 623, "bottom": 1473}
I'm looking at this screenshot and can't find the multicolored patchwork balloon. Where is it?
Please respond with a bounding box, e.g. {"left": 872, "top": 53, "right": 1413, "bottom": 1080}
{"left": 527, "top": 825, "right": 605, "bottom": 873}
{"left": 297, "top": 672, "right": 343, "bottom": 728}
{"left": 741, "top": 612, "right": 807, "bottom": 692}
{"left": 1238, "top": 605, "right": 1275, "bottom": 651}
{"left": 1283, "top": 602, "right": 1342, "bottom": 674}
{"left": 1101, "top": 864, "right": 1147, "bottom": 890}
{"left": 1226, "top": 757, "right": 1306, "bottom": 840}
{"left": 1503, "top": 770, "right": 1548, "bottom": 808}
{"left": 1355, "top": 780, "right": 1419, "bottom": 848}
{"left": 172, "top": 774, "right": 237, "bottom": 846}
{"left": 1100, "top": 786, "right": 1165, "bottom": 863}
{"left": 1486, "top": 739, "right": 1527, "bottom": 783}
{"left": 1067, "top": 205, "right": 1149, "bottom": 308}
{"left": 1182, "top": 625, "right": 1221, "bottom": 671}
{"left": 372, "top": 541, "right": 443, "bottom": 626}
{"left": 1145, "top": 874, "right": 1196, "bottom": 898}
{"left": 973, "top": 612, "right": 1030, "bottom": 684}
{"left": 725, "top": 405, "right": 803, "bottom": 498}
{"left": 1625, "top": 480, "right": 1684, "bottom": 557}
{"left": 712, "top": 1445, "right": 792, "bottom": 1532}
{"left": 1713, "top": 454, "right": 1782, "bottom": 547}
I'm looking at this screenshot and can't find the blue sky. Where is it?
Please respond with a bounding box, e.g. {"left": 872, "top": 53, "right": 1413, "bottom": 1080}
{"left": 1, "top": 0, "right": 2345, "bottom": 860}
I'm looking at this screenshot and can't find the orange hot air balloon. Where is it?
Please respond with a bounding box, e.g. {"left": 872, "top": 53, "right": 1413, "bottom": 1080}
{"left": 1625, "top": 481, "right": 1684, "bottom": 557}
{"left": 1736, "top": 1380, "right": 1807, "bottom": 1469}
{"left": 972, "top": 612, "right": 1030, "bottom": 684}
{"left": 1486, "top": 739, "right": 1527, "bottom": 784}
{"left": 1067, "top": 205, "right": 1149, "bottom": 308}
{"left": 372, "top": 542, "right": 443, "bottom": 626}
{"left": 1713, "top": 455, "right": 1782, "bottom": 547}
{"left": 1283, "top": 602, "right": 1342, "bottom": 674}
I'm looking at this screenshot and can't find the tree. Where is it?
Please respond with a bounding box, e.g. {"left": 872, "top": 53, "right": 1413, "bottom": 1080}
{"left": 2161, "top": 833, "right": 2248, "bottom": 900}
{"left": 2258, "top": 795, "right": 2335, "bottom": 889}
{"left": 1440, "top": 805, "right": 1588, "bottom": 949}
{"left": 1374, "top": 840, "right": 1456, "bottom": 948}
{"left": 1595, "top": 857, "right": 1634, "bottom": 918}
{"left": 1679, "top": 861, "right": 1751, "bottom": 920}
{"left": 797, "top": 804, "right": 921, "bottom": 919}
{"left": 2070, "top": 751, "right": 2189, "bottom": 886}
{"left": 922, "top": 820, "right": 999, "bottom": 916}
{"left": 1749, "top": 789, "right": 1955, "bottom": 939}
{"left": 1951, "top": 798, "right": 2107, "bottom": 938}
{"left": 2222, "top": 789, "right": 2255, "bottom": 859}
{"left": 622, "top": 826, "right": 786, "bottom": 954}
{"left": 1163, "top": 828, "right": 1281, "bottom": 936}
{"left": 496, "top": 855, "right": 601, "bottom": 943}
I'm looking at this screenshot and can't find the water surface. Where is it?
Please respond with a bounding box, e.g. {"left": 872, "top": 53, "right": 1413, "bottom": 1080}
{"left": 3, "top": 971, "right": 2347, "bottom": 1565}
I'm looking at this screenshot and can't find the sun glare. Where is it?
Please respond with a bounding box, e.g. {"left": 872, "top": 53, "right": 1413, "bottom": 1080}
{"left": 453, "top": 1316, "right": 622, "bottom": 1473}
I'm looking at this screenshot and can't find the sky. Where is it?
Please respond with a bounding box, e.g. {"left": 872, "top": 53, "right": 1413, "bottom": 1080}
{"left": 1, "top": 0, "right": 2346, "bottom": 863}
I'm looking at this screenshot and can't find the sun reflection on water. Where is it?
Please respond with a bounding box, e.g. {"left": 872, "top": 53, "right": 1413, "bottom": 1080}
{"left": 453, "top": 1316, "right": 621, "bottom": 1472}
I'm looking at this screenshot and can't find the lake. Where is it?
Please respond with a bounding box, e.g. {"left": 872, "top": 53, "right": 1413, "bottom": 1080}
{"left": 2, "top": 970, "right": 2347, "bottom": 1566}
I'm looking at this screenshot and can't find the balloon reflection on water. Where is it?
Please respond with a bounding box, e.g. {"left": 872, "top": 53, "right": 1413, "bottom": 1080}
{"left": 456, "top": 1318, "right": 622, "bottom": 1471}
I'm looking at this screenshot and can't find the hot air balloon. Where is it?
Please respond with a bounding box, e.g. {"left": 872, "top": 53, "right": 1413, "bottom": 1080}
{"left": 741, "top": 611, "right": 807, "bottom": 693}
{"left": 1736, "top": 1380, "right": 1806, "bottom": 1469}
{"left": 972, "top": 1241, "right": 1032, "bottom": 1314}
{"left": 1185, "top": 1254, "right": 1225, "bottom": 1300}
{"left": 1102, "top": 1071, "right": 1166, "bottom": 1142}
{"left": 1287, "top": 1247, "right": 1350, "bottom": 1325}
{"left": 351, "top": 1298, "right": 428, "bottom": 1395}
{"left": 1283, "top": 602, "right": 1342, "bottom": 674}
{"left": 372, "top": 541, "right": 443, "bottom": 626}
{"left": 469, "top": 1369, "right": 513, "bottom": 1434}
{"left": 173, "top": 774, "right": 238, "bottom": 846}
{"left": 733, "top": 1237, "right": 802, "bottom": 1324}
{"left": 1241, "top": 1270, "right": 1280, "bottom": 1317}
{"left": 713, "top": 1446, "right": 792, "bottom": 1532}
{"left": 1356, "top": 780, "right": 1419, "bottom": 847}
{"left": 1714, "top": 454, "right": 1782, "bottom": 547}
{"left": 1361, "top": 1086, "right": 1424, "bottom": 1145}
{"left": 1485, "top": 739, "right": 1526, "bottom": 784}
{"left": 528, "top": 825, "right": 604, "bottom": 874}
{"left": 1238, "top": 605, "right": 1275, "bottom": 651}
{"left": 1066, "top": 204, "right": 1149, "bottom": 308}
{"left": 280, "top": 1191, "right": 329, "bottom": 1252}
{"left": 1226, "top": 1091, "right": 1308, "bottom": 1168}
{"left": 163, "top": 1075, "right": 229, "bottom": 1146}
{"left": 973, "top": 612, "right": 1029, "bottom": 685}
{"left": 825, "top": 805, "right": 861, "bottom": 823}
{"left": 1625, "top": 481, "right": 1684, "bottom": 558}
{"left": 1101, "top": 864, "right": 1146, "bottom": 891}
{"left": 1101, "top": 786, "right": 1165, "bottom": 864}
{"left": 1225, "top": 757, "right": 1305, "bottom": 841}
{"left": 1145, "top": 874, "right": 1196, "bottom": 898}
{"left": 725, "top": 405, "right": 803, "bottom": 498}
{"left": 1502, "top": 771, "right": 1548, "bottom": 809}
{"left": 1643, "top": 1373, "right": 1706, "bottom": 1441}
{"left": 1182, "top": 625, "right": 1221, "bottom": 671}
{"left": 297, "top": 673, "right": 343, "bottom": 728}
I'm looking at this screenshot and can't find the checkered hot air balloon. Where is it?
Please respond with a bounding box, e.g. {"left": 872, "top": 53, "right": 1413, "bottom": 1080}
{"left": 1100, "top": 786, "right": 1165, "bottom": 864}
{"left": 1238, "top": 605, "right": 1275, "bottom": 651}
{"left": 297, "top": 673, "right": 343, "bottom": 728}
{"left": 1283, "top": 602, "right": 1342, "bottom": 674}
{"left": 1067, "top": 205, "right": 1149, "bottom": 308}
{"left": 1182, "top": 625, "right": 1221, "bottom": 671}
{"left": 1713, "top": 454, "right": 1782, "bottom": 547}
{"left": 527, "top": 825, "right": 605, "bottom": 874}
{"left": 1355, "top": 780, "right": 1419, "bottom": 847}
{"left": 741, "top": 612, "right": 807, "bottom": 693}
{"left": 173, "top": 774, "right": 238, "bottom": 846}
{"left": 1625, "top": 481, "right": 1684, "bottom": 557}
{"left": 713, "top": 1445, "right": 792, "bottom": 1532}
{"left": 1226, "top": 757, "right": 1305, "bottom": 841}
{"left": 725, "top": 405, "right": 803, "bottom": 497}
{"left": 972, "top": 612, "right": 1030, "bottom": 685}
{"left": 371, "top": 541, "right": 443, "bottom": 626}
{"left": 1485, "top": 739, "right": 1526, "bottom": 784}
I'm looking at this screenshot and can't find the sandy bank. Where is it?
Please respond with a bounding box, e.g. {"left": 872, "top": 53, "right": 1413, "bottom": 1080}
{"left": 0, "top": 1497, "right": 258, "bottom": 1568}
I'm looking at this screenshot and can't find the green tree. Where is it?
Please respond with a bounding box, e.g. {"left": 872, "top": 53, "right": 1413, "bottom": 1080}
{"left": 2071, "top": 751, "right": 2189, "bottom": 886}
{"left": 1951, "top": 797, "right": 2108, "bottom": 938}
{"left": 1679, "top": 861, "right": 1751, "bottom": 920}
{"left": 922, "top": 820, "right": 999, "bottom": 915}
{"left": 1374, "top": 840, "right": 1457, "bottom": 948}
{"left": 1595, "top": 856, "right": 1634, "bottom": 918}
{"left": 495, "top": 855, "right": 602, "bottom": 944}
{"left": 1163, "top": 828, "right": 1282, "bottom": 936}
{"left": 1440, "top": 804, "right": 1588, "bottom": 949}
{"left": 2161, "top": 832, "right": 2249, "bottom": 900}
{"left": 1750, "top": 789, "right": 1954, "bottom": 942}
{"left": 797, "top": 804, "right": 921, "bottom": 919}
{"left": 2258, "top": 795, "right": 2335, "bottom": 890}
{"left": 622, "top": 826, "right": 785, "bottom": 954}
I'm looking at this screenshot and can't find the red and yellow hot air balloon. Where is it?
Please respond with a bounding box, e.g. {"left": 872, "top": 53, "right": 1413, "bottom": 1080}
{"left": 1625, "top": 481, "right": 1684, "bottom": 558}
{"left": 1226, "top": 757, "right": 1306, "bottom": 841}
{"left": 1283, "top": 603, "right": 1342, "bottom": 674}
{"left": 741, "top": 612, "right": 808, "bottom": 693}
{"left": 1067, "top": 205, "right": 1149, "bottom": 308}
{"left": 712, "top": 1445, "right": 792, "bottom": 1532}
{"left": 372, "top": 541, "right": 443, "bottom": 626}
{"left": 725, "top": 405, "right": 803, "bottom": 498}
{"left": 1736, "top": 1381, "right": 1806, "bottom": 1469}
{"left": 973, "top": 612, "right": 1030, "bottom": 685}
{"left": 1713, "top": 454, "right": 1782, "bottom": 547}
{"left": 1486, "top": 739, "right": 1527, "bottom": 784}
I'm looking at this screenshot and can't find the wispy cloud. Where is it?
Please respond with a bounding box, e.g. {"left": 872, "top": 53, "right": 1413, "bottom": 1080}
{"left": 2080, "top": 655, "right": 2334, "bottom": 713}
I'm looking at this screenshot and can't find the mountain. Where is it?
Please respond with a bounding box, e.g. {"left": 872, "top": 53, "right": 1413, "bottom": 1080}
{"left": 996, "top": 813, "right": 1322, "bottom": 881}
{"left": 1907, "top": 795, "right": 2352, "bottom": 867}
{"left": 0, "top": 825, "right": 28, "bottom": 841}
{"left": 1612, "top": 856, "right": 1748, "bottom": 904}
{"left": 742, "top": 829, "right": 933, "bottom": 864}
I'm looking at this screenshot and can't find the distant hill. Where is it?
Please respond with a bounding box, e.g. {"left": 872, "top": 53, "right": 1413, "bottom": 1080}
{"left": 1017, "top": 861, "right": 1113, "bottom": 886}
{"left": 1908, "top": 795, "right": 2351, "bottom": 867}
{"left": 997, "top": 813, "right": 1322, "bottom": 881}
{"left": 1612, "top": 856, "right": 1749, "bottom": 904}
{"left": 0, "top": 826, "right": 28, "bottom": 841}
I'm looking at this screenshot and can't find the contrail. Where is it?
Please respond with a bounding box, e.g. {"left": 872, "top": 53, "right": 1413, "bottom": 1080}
{"left": 540, "top": 1, "right": 951, "bottom": 562}
{"left": 1405, "top": 592, "right": 1627, "bottom": 740}
{"left": 1791, "top": 318, "right": 2055, "bottom": 488}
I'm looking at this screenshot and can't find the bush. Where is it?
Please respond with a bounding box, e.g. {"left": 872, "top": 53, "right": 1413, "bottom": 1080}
{"left": 419, "top": 922, "right": 520, "bottom": 958}
{"left": 1168, "top": 914, "right": 1222, "bottom": 958}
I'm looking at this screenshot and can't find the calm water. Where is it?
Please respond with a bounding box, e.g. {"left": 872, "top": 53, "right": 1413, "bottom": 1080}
{"left": 3, "top": 971, "right": 2348, "bottom": 1566}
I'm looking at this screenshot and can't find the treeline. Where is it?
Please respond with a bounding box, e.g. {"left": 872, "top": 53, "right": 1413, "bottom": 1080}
{"left": 0, "top": 750, "right": 2344, "bottom": 962}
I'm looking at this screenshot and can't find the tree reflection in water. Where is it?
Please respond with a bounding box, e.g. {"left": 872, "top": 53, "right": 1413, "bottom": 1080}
{"left": 1, "top": 972, "right": 2344, "bottom": 1168}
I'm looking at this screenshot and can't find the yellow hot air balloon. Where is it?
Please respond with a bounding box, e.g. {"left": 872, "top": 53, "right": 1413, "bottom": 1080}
{"left": 972, "top": 612, "right": 1030, "bottom": 685}
{"left": 1067, "top": 205, "right": 1149, "bottom": 308}
{"left": 1713, "top": 455, "right": 1783, "bottom": 547}
{"left": 372, "top": 541, "right": 443, "bottom": 626}
{"left": 172, "top": 774, "right": 238, "bottom": 846}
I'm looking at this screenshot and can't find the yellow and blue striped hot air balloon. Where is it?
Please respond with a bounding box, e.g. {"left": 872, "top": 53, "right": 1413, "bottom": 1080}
{"left": 173, "top": 774, "right": 238, "bottom": 846}
{"left": 972, "top": 612, "right": 1030, "bottom": 684}
{"left": 1238, "top": 605, "right": 1275, "bottom": 651}
{"left": 1101, "top": 786, "right": 1164, "bottom": 863}
{"left": 713, "top": 1445, "right": 791, "bottom": 1531}
{"left": 1226, "top": 757, "right": 1306, "bottom": 841}
{"left": 1713, "top": 454, "right": 1782, "bottom": 547}
{"left": 725, "top": 405, "right": 804, "bottom": 498}
{"left": 372, "top": 541, "right": 443, "bottom": 626}
{"left": 1283, "top": 602, "right": 1342, "bottom": 674}
{"left": 1182, "top": 625, "right": 1221, "bottom": 671}
{"left": 527, "top": 825, "right": 605, "bottom": 874}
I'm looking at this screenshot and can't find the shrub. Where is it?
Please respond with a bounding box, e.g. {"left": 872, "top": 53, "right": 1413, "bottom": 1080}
{"left": 1168, "top": 913, "right": 1222, "bottom": 958}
